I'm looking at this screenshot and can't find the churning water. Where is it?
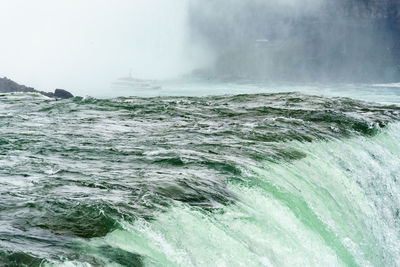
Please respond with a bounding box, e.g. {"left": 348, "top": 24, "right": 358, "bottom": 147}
{"left": 1, "top": 85, "right": 400, "bottom": 266}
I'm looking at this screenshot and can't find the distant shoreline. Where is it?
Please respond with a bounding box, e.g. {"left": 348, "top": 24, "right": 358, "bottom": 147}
{"left": 0, "top": 77, "right": 74, "bottom": 99}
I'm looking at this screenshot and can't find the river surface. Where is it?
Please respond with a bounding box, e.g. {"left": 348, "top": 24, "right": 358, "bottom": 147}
{"left": 1, "top": 82, "right": 400, "bottom": 266}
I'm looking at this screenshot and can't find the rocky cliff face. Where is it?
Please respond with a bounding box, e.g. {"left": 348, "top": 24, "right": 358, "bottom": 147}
{"left": 189, "top": 0, "right": 400, "bottom": 82}
{"left": 0, "top": 77, "right": 37, "bottom": 94}
{"left": 0, "top": 77, "right": 74, "bottom": 99}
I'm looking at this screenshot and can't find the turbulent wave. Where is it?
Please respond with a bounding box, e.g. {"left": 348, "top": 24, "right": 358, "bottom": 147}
{"left": 1, "top": 92, "right": 400, "bottom": 266}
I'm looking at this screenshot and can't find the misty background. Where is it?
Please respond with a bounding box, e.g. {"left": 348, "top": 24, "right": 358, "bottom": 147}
{"left": 0, "top": 0, "right": 211, "bottom": 95}
{"left": 189, "top": 0, "right": 400, "bottom": 82}
{"left": 0, "top": 0, "right": 399, "bottom": 95}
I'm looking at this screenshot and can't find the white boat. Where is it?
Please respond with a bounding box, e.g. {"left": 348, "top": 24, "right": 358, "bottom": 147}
{"left": 111, "top": 73, "right": 161, "bottom": 91}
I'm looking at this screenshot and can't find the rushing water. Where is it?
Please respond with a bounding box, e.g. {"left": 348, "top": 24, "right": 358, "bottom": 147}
{"left": 1, "top": 89, "right": 400, "bottom": 266}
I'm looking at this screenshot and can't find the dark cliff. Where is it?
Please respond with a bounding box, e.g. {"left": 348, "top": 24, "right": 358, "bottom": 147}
{"left": 0, "top": 77, "right": 74, "bottom": 99}
{"left": 189, "top": 0, "right": 400, "bottom": 82}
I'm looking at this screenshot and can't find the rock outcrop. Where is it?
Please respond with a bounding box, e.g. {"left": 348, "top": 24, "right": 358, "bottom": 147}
{"left": 54, "top": 89, "right": 74, "bottom": 99}
{"left": 0, "top": 77, "right": 74, "bottom": 99}
{"left": 0, "top": 77, "right": 36, "bottom": 94}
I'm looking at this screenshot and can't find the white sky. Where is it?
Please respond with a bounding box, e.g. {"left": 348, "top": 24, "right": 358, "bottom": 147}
{"left": 0, "top": 0, "right": 207, "bottom": 95}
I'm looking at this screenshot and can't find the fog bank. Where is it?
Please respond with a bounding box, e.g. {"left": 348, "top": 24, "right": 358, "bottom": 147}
{"left": 0, "top": 0, "right": 210, "bottom": 94}
{"left": 189, "top": 0, "right": 400, "bottom": 82}
{"left": 1, "top": 0, "right": 400, "bottom": 95}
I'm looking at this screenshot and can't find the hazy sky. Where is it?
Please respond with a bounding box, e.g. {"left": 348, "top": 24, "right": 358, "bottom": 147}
{"left": 0, "top": 0, "right": 208, "bottom": 95}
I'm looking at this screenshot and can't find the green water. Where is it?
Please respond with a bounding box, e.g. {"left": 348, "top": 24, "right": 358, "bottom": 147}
{"left": 1, "top": 92, "right": 400, "bottom": 266}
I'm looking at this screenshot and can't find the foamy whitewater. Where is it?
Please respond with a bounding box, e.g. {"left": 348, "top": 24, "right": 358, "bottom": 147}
{"left": 1, "top": 82, "right": 400, "bottom": 266}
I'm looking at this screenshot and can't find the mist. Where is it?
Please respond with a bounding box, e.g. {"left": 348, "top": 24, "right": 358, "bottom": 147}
{"left": 0, "top": 0, "right": 210, "bottom": 95}
{"left": 1, "top": 0, "right": 399, "bottom": 96}
{"left": 188, "top": 0, "right": 400, "bottom": 83}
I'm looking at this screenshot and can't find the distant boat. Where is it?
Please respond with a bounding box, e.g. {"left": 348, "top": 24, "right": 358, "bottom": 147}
{"left": 111, "top": 72, "right": 161, "bottom": 91}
